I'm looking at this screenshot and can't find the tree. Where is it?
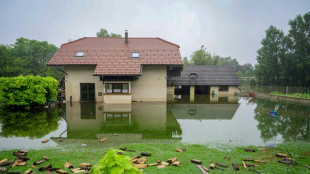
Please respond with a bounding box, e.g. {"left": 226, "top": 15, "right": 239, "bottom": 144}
{"left": 183, "top": 57, "right": 190, "bottom": 65}
{"left": 0, "top": 45, "right": 21, "bottom": 77}
{"left": 190, "top": 45, "right": 214, "bottom": 65}
{"left": 218, "top": 56, "right": 239, "bottom": 68}
{"left": 255, "top": 26, "right": 291, "bottom": 85}
{"left": 288, "top": 12, "right": 310, "bottom": 86}
{"left": 0, "top": 38, "right": 62, "bottom": 80}
{"left": 96, "top": 28, "right": 121, "bottom": 37}
{"left": 254, "top": 11, "right": 310, "bottom": 86}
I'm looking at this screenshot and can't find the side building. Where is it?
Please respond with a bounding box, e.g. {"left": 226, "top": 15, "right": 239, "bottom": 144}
{"left": 48, "top": 31, "right": 183, "bottom": 103}
{"left": 167, "top": 66, "right": 241, "bottom": 97}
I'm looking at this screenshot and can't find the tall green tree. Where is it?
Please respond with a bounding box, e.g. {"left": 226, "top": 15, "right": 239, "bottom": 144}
{"left": 0, "top": 45, "right": 21, "bottom": 77}
{"left": 288, "top": 12, "right": 310, "bottom": 86}
{"left": 255, "top": 26, "right": 291, "bottom": 85}
{"left": 96, "top": 28, "right": 121, "bottom": 37}
{"left": 255, "top": 11, "right": 310, "bottom": 86}
{"left": 190, "top": 45, "right": 214, "bottom": 65}
{"left": 0, "top": 38, "right": 62, "bottom": 80}
{"left": 9, "top": 38, "right": 58, "bottom": 77}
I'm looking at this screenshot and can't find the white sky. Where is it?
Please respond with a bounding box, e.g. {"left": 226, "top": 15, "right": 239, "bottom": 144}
{"left": 0, "top": 0, "right": 309, "bottom": 64}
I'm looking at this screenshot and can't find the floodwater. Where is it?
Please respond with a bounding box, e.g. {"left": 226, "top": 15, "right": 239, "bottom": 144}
{"left": 0, "top": 95, "right": 309, "bottom": 150}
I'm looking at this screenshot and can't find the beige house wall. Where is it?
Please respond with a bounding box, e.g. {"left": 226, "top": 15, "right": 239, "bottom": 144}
{"left": 167, "top": 86, "right": 175, "bottom": 101}
{"left": 64, "top": 66, "right": 104, "bottom": 102}
{"left": 65, "top": 65, "right": 168, "bottom": 103}
{"left": 103, "top": 95, "right": 131, "bottom": 104}
{"left": 131, "top": 66, "right": 167, "bottom": 102}
{"left": 210, "top": 86, "right": 239, "bottom": 96}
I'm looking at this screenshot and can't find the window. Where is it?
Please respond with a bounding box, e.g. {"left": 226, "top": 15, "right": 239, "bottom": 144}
{"left": 131, "top": 52, "right": 140, "bottom": 58}
{"left": 189, "top": 73, "right": 198, "bottom": 79}
{"left": 75, "top": 51, "right": 85, "bottom": 57}
{"left": 219, "top": 86, "right": 229, "bottom": 91}
{"left": 106, "top": 113, "right": 130, "bottom": 124}
{"left": 105, "top": 83, "right": 129, "bottom": 94}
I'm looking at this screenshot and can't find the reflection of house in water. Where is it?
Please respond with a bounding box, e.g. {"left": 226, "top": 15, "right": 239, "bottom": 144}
{"left": 168, "top": 104, "right": 240, "bottom": 120}
{"left": 64, "top": 102, "right": 181, "bottom": 140}
{"left": 168, "top": 95, "right": 240, "bottom": 120}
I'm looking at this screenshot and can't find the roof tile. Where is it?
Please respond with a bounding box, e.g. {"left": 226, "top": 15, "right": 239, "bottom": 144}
{"left": 48, "top": 37, "right": 182, "bottom": 75}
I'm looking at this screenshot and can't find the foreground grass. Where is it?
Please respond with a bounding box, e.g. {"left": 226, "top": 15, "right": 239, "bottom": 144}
{"left": 271, "top": 92, "right": 310, "bottom": 99}
{"left": 0, "top": 142, "right": 310, "bottom": 173}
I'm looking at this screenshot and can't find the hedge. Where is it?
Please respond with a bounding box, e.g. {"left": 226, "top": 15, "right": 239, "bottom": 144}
{"left": 0, "top": 75, "right": 58, "bottom": 108}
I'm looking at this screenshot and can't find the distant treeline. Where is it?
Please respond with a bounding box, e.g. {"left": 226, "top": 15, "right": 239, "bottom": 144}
{"left": 255, "top": 11, "right": 310, "bottom": 86}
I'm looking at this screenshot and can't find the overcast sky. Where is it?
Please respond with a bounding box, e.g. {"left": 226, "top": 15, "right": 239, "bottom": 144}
{"left": 0, "top": 0, "right": 309, "bottom": 64}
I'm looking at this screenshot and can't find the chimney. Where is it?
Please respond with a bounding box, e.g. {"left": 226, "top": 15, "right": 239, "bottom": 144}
{"left": 125, "top": 30, "right": 128, "bottom": 44}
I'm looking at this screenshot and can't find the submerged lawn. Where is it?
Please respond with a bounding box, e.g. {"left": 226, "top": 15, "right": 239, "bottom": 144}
{"left": 270, "top": 92, "right": 310, "bottom": 99}
{"left": 0, "top": 142, "right": 310, "bottom": 173}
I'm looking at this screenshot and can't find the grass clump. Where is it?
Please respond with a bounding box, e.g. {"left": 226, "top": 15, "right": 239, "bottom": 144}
{"left": 270, "top": 92, "right": 310, "bottom": 99}
{"left": 91, "top": 149, "right": 141, "bottom": 174}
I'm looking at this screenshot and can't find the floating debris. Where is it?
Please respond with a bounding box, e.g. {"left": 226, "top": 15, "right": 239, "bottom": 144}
{"left": 209, "top": 163, "right": 215, "bottom": 169}
{"left": 191, "top": 159, "right": 202, "bottom": 164}
{"left": 134, "top": 164, "right": 147, "bottom": 169}
{"left": 172, "top": 161, "right": 181, "bottom": 167}
{"left": 141, "top": 152, "right": 151, "bottom": 156}
{"left": 215, "top": 162, "right": 228, "bottom": 168}
{"left": 0, "top": 167, "right": 8, "bottom": 173}
{"left": 56, "top": 169, "right": 68, "bottom": 174}
{"left": 276, "top": 153, "right": 288, "bottom": 158}
{"left": 147, "top": 163, "right": 158, "bottom": 167}
{"left": 41, "top": 139, "right": 50, "bottom": 143}
{"left": 38, "top": 164, "right": 52, "bottom": 171}
{"left": 196, "top": 164, "right": 208, "bottom": 174}
{"left": 80, "top": 163, "right": 92, "bottom": 170}
{"left": 254, "top": 160, "right": 266, "bottom": 164}
{"left": 232, "top": 162, "right": 239, "bottom": 170}
{"left": 24, "top": 168, "right": 32, "bottom": 174}
{"left": 244, "top": 148, "right": 256, "bottom": 152}
{"left": 64, "top": 161, "right": 73, "bottom": 169}
{"left": 100, "top": 138, "right": 108, "bottom": 142}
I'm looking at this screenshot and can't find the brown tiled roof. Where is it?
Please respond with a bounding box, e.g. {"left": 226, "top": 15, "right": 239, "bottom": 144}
{"left": 48, "top": 37, "right": 183, "bottom": 75}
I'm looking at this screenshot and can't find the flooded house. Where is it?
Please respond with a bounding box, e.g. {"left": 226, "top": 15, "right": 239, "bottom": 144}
{"left": 48, "top": 31, "right": 183, "bottom": 103}
{"left": 167, "top": 66, "right": 241, "bottom": 101}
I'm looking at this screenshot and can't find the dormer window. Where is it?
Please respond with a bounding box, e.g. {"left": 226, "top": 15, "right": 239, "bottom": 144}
{"left": 75, "top": 51, "right": 85, "bottom": 57}
{"left": 131, "top": 52, "right": 140, "bottom": 58}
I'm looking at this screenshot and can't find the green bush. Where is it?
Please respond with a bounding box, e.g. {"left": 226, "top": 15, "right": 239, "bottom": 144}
{"left": 0, "top": 75, "right": 58, "bottom": 107}
{"left": 91, "top": 149, "right": 141, "bottom": 174}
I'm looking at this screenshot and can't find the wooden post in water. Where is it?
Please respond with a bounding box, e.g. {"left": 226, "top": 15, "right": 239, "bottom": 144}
{"left": 190, "top": 86, "right": 195, "bottom": 103}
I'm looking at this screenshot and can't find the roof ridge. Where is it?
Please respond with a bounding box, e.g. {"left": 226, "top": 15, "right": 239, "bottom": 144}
{"left": 157, "top": 37, "right": 180, "bottom": 48}
{"left": 60, "top": 37, "right": 180, "bottom": 48}
{"left": 61, "top": 37, "right": 87, "bottom": 47}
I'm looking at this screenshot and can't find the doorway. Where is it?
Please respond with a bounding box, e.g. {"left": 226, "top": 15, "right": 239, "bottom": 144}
{"left": 80, "top": 83, "right": 95, "bottom": 102}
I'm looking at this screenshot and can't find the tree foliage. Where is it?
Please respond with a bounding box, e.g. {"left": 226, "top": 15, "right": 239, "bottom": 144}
{"left": 0, "top": 38, "right": 63, "bottom": 80}
{"left": 184, "top": 45, "right": 254, "bottom": 78}
{"left": 190, "top": 45, "right": 214, "bottom": 65}
{"left": 0, "top": 75, "right": 58, "bottom": 108}
{"left": 255, "top": 11, "right": 310, "bottom": 86}
{"left": 91, "top": 149, "right": 141, "bottom": 174}
{"left": 96, "top": 28, "right": 122, "bottom": 37}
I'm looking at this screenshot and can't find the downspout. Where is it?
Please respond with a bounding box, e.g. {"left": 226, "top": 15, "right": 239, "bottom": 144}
{"left": 57, "top": 66, "right": 67, "bottom": 75}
